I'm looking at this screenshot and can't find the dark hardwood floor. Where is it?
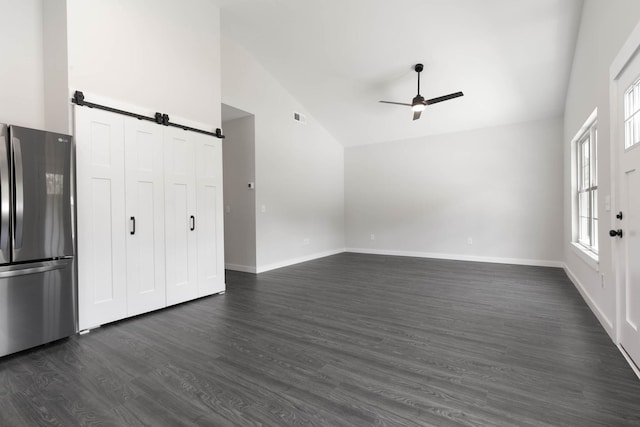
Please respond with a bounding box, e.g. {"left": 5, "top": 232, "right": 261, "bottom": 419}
{"left": 1, "top": 253, "right": 639, "bottom": 426}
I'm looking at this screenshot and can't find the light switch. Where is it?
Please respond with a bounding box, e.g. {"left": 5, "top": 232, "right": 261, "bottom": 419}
{"left": 604, "top": 195, "right": 611, "bottom": 212}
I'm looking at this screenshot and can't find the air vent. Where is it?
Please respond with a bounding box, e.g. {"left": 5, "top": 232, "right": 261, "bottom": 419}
{"left": 293, "top": 112, "right": 307, "bottom": 125}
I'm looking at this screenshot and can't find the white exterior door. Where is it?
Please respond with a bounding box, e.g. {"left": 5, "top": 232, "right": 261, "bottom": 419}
{"left": 125, "top": 119, "right": 166, "bottom": 316}
{"left": 75, "top": 108, "right": 127, "bottom": 330}
{"left": 612, "top": 28, "right": 640, "bottom": 369}
{"left": 196, "top": 134, "right": 225, "bottom": 296}
{"left": 164, "top": 128, "right": 198, "bottom": 305}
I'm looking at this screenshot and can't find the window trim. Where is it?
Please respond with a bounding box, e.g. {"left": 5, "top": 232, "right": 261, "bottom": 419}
{"left": 571, "top": 108, "right": 599, "bottom": 268}
{"left": 570, "top": 241, "right": 599, "bottom": 271}
{"left": 576, "top": 122, "right": 598, "bottom": 252}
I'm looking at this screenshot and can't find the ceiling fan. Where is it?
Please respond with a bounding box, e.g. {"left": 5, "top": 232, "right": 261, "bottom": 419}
{"left": 379, "top": 64, "right": 464, "bottom": 120}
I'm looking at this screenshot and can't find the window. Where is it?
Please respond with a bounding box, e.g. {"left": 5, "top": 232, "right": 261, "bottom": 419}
{"left": 574, "top": 118, "right": 598, "bottom": 255}
{"left": 624, "top": 77, "right": 640, "bottom": 149}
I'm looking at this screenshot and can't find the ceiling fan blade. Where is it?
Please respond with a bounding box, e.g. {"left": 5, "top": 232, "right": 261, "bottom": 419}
{"left": 413, "top": 109, "right": 423, "bottom": 121}
{"left": 379, "top": 101, "right": 412, "bottom": 107}
{"left": 425, "top": 91, "right": 464, "bottom": 105}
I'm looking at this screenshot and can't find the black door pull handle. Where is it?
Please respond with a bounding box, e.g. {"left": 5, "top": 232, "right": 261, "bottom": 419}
{"left": 190, "top": 215, "right": 195, "bottom": 231}
{"left": 616, "top": 211, "right": 623, "bottom": 220}
{"left": 130, "top": 216, "right": 136, "bottom": 235}
{"left": 609, "top": 229, "right": 623, "bottom": 238}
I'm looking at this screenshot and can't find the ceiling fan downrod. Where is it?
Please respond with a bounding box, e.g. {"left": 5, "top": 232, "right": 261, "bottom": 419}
{"left": 415, "top": 63, "right": 423, "bottom": 96}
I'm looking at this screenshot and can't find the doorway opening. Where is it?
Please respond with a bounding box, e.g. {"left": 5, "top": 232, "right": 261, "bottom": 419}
{"left": 222, "top": 104, "right": 257, "bottom": 273}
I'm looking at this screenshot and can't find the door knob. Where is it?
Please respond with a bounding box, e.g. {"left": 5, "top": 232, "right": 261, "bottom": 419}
{"left": 616, "top": 211, "right": 623, "bottom": 220}
{"left": 609, "top": 229, "right": 623, "bottom": 238}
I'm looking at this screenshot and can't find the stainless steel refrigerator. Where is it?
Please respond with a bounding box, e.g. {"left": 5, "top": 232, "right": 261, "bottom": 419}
{"left": 0, "top": 124, "right": 76, "bottom": 358}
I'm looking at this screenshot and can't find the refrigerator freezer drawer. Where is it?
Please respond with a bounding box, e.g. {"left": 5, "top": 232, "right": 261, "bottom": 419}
{"left": 0, "top": 258, "right": 76, "bottom": 357}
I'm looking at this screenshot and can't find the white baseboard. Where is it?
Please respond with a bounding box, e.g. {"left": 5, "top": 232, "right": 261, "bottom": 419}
{"left": 562, "top": 263, "right": 614, "bottom": 338}
{"left": 345, "top": 248, "right": 564, "bottom": 268}
{"left": 256, "top": 248, "right": 346, "bottom": 273}
{"left": 564, "top": 265, "right": 640, "bottom": 379}
{"left": 618, "top": 344, "right": 640, "bottom": 380}
{"left": 225, "top": 263, "right": 257, "bottom": 273}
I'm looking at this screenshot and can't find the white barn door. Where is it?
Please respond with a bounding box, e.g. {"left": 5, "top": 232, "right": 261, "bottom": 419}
{"left": 124, "top": 119, "right": 166, "bottom": 316}
{"left": 164, "top": 128, "right": 199, "bottom": 305}
{"left": 196, "top": 133, "right": 225, "bottom": 296}
{"left": 75, "top": 108, "right": 127, "bottom": 330}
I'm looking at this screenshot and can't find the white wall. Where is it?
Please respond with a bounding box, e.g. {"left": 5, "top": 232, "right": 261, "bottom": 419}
{"left": 346, "top": 117, "right": 564, "bottom": 266}
{"left": 67, "top": 0, "right": 221, "bottom": 128}
{"left": 43, "top": 0, "right": 69, "bottom": 134}
{"left": 222, "top": 113, "right": 257, "bottom": 272}
{"left": 0, "top": 0, "right": 45, "bottom": 128}
{"left": 563, "top": 0, "right": 640, "bottom": 336}
{"left": 221, "top": 36, "right": 345, "bottom": 272}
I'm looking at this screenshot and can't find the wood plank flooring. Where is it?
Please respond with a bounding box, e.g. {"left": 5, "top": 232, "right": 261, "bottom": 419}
{"left": 1, "top": 253, "right": 639, "bottom": 426}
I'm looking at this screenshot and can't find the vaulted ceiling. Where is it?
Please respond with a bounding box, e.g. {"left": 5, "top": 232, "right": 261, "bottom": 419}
{"left": 217, "top": 0, "right": 584, "bottom": 146}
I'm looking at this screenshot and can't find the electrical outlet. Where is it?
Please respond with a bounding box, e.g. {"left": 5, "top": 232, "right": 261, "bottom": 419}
{"left": 370, "top": 233, "right": 375, "bottom": 241}
{"left": 467, "top": 237, "right": 473, "bottom": 245}
{"left": 261, "top": 204, "right": 266, "bottom": 213}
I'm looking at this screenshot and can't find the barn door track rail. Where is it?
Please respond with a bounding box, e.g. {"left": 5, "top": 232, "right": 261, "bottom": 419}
{"left": 71, "top": 91, "right": 225, "bottom": 139}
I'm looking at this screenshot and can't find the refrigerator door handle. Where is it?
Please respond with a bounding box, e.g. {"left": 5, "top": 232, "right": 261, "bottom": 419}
{"left": 12, "top": 136, "right": 23, "bottom": 250}
{"left": 0, "top": 258, "right": 72, "bottom": 278}
{"left": 0, "top": 139, "right": 9, "bottom": 253}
